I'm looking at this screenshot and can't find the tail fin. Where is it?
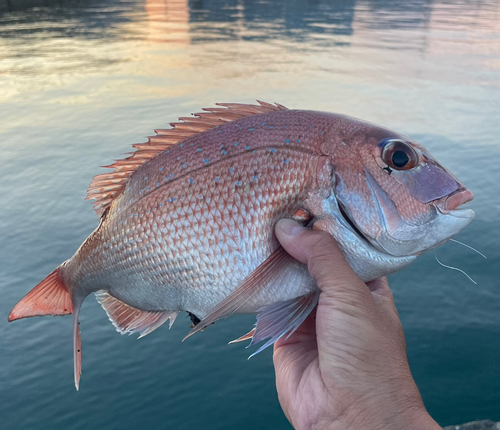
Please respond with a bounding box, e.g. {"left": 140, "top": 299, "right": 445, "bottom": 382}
{"left": 8, "top": 267, "right": 72, "bottom": 321}
{"left": 9, "top": 266, "right": 85, "bottom": 390}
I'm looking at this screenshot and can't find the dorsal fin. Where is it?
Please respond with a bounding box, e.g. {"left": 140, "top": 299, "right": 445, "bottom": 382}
{"left": 86, "top": 101, "right": 288, "bottom": 217}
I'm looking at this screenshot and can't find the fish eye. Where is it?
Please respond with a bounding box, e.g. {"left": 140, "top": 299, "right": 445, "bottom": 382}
{"left": 381, "top": 139, "right": 418, "bottom": 171}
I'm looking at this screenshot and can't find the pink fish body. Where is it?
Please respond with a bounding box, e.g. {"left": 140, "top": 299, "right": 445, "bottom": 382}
{"left": 9, "top": 102, "right": 474, "bottom": 389}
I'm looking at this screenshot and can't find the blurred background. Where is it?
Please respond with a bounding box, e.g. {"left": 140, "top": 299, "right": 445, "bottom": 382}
{"left": 0, "top": 0, "right": 499, "bottom": 429}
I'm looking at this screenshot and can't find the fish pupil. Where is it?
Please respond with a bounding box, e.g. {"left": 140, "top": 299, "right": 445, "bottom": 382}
{"left": 392, "top": 150, "right": 409, "bottom": 168}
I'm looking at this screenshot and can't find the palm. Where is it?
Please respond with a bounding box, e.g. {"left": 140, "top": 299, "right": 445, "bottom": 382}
{"left": 272, "top": 221, "right": 440, "bottom": 430}
{"left": 273, "top": 279, "right": 406, "bottom": 430}
{"left": 273, "top": 309, "right": 332, "bottom": 430}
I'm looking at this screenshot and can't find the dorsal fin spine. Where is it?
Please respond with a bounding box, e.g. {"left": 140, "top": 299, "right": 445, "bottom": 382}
{"left": 86, "top": 101, "right": 288, "bottom": 218}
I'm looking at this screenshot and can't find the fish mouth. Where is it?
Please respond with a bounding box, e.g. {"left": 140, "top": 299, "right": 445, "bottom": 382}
{"left": 337, "top": 200, "right": 373, "bottom": 245}
{"left": 443, "top": 188, "right": 474, "bottom": 212}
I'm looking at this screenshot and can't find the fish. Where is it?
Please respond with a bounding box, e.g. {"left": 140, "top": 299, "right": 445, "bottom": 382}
{"left": 8, "top": 101, "right": 475, "bottom": 389}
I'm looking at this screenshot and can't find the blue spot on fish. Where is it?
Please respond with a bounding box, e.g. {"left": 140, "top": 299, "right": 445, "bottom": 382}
{"left": 261, "top": 122, "right": 266, "bottom": 126}
{"left": 172, "top": 197, "right": 177, "bottom": 202}
{"left": 320, "top": 131, "right": 324, "bottom": 135}
{"left": 204, "top": 158, "right": 209, "bottom": 163}
{"left": 159, "top": 203, "right": 163, "bottom": 207}
{"left": 180, "top": 144, "right": 184, "bottom": 148}
{"left": 269, "top": 126, "right": 273, "bottom": 129}
{"left": 284, "top": 159, "right": 289, "bottom": 164}
{"left": 245, "top": 145, "right": 251, "bottom": 150}
{"left": 253, "top": 175, "right": 258, "bottom": 181}
{"left": 157, "top": 182, "right": 160, "bottom": 186}
{"left": 235, "top": 181, "right": 242, "bottom": 186}
{"left": 196, "top": 148, "right": 202, "bottom": 152}
{"left": 284, "top": 139, "right": 290, "bottom": 144}
{"left": 229, "top": 167, "right": 234, "bottom": 174}
{"left": 181, "top": 163, "right": 187, "bottom": 169}
{"left": 146, "top": 210, "right": 150, "bottom": 214}
{"left": 159, "top": 167, "right": 163, "bottom": 171}
{"left": 249, "top": 128, "right": 254, "bottom": 131}
{"left": 297, "top": 139, "right": 300, "bottom": 143}
{"left": 234, "top": 142, "right": 238, "bottom": 146}
{"left": 189, "top": 178, "right": 194, "bottom": 184}
{"left": 215, "top": 176, "right": 220, "bottom": 182}
{"left": 177, "top": 157, "right": 181, "bottom": 161}
{"left": 222, "top": 150, "right": 228, "bottom": 155}
{"left": 145, "top": 187, "right": 149, "bottom": 191}
{"left": 267, "top": 148, "right": 277, "bottom": 154}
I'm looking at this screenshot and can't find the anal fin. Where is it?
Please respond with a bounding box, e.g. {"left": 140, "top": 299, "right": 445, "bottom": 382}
{"left": 95, "top": 291, "right": 178, "bottom": 338}
{"left": 248, "top": 290, "right": 320, "bottom": 357}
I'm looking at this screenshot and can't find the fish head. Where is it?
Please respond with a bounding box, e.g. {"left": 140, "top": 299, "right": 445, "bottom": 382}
{"left": 329, "top": 121, "right": 474, "bottom": 258}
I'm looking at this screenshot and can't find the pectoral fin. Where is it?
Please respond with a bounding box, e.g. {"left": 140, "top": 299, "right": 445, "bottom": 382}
{"left": 184, "top": 247, "right": 293, "bottom": 340}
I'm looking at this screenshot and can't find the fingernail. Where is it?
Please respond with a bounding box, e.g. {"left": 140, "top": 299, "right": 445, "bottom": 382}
{"left": 277, "top": 218, "right": 305, "bottom": 236}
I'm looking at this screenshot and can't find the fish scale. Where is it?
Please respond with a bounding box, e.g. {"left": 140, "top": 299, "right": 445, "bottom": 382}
{"left": 9, "top": 102, "right": 475, "bottom": 389}
{"left": 79, "top": 147, "right": 321, "bottom": 316}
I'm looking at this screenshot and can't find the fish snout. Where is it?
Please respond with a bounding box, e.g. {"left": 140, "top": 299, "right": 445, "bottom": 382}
{"left": 444, "top": 188, "right": 474, "bottom": 211}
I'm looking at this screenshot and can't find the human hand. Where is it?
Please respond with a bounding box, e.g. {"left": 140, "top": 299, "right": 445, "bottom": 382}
{"left": 273, "top": 219, "right": 441, "bottom": 430}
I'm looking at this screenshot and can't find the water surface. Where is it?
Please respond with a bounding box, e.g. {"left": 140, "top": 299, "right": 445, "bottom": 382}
{"left": 1, "top": 0, "right": 499, "bottom": 428}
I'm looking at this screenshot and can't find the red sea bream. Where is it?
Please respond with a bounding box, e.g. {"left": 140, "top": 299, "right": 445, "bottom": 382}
{"left": 9, "top": 102, "right": 475, "bottom": 389}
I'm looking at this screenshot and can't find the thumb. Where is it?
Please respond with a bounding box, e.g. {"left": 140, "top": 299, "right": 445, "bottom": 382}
{"left": 275, "top": 218, "right": 373, "bottom": 304}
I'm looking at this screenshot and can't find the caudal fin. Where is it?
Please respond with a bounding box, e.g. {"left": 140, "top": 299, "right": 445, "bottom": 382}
{"left": 8, "top": 268, "right": 72, "bottom": 321}
{"left": 9, "top": 266, "right": 84, "bottom": 391}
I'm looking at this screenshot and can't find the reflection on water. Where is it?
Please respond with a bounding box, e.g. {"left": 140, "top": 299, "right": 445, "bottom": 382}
{"left": 0, "top": 1, "right": 499, "bottom": 429}
{"left": 146, "top": 0, "right": 190, "bottom": 44}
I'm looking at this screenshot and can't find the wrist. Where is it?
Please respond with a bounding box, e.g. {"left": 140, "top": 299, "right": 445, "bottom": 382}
{"left": 322, "top": 398, "right": 441, "bottom": 430}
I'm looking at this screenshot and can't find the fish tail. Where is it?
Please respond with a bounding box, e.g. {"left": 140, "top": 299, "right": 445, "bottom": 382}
{"left": 9, "top": 263, "right": 85, "bottom": 390}
{"left": 8, "top": 265, "right": 73, "bottom": 322}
